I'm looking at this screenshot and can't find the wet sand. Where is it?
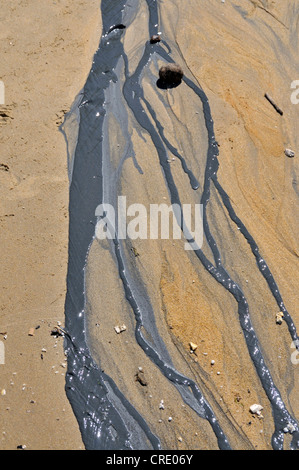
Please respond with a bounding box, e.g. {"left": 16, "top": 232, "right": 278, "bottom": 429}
{"left": 81, "top": 0, "right": 299, "bottom": 450}
{"left": 0, "top": 0, "right": 298, "bottom": 450}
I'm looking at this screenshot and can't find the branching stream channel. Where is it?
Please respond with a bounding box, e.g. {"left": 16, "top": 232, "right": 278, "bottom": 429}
{"left": 60, "top": 0, "right": 299, "bottom": 451}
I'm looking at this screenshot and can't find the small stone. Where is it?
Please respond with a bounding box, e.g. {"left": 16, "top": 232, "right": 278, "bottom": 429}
{"left": 284, "top": 149, "right": 295, "bottom": 158}
{"left": 189, "top": 342, "right": 198, "bottom": 352}
{"left": 211, "top": 360, "right": 215, "bottom": 365}
{"left": 28, "top": 328, "right": 35, "bottom": 336}
{"left": 1, "top": 389, "right": 6, "bottom": 396}
{"left": 159, "top": 63, "right": 184, "bottom": 87}
{"left": 168, "top": 417, "right": 172, "bottom": 422}
{"left": 150, "top": 34, "right": 161, "bottom": 44}
{"left": 178, "top": 436, "right": 183, "bottom": 442}
{"left": 276, "top": 311, "right": 284, "bottom": 324}
{"left": 159, "top": 399, "right": 165, "bottom": 410}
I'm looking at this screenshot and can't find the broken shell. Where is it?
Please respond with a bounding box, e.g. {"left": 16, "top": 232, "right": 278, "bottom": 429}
{"left": 284, "top": 148, "right": 295, "bottom": 158}
{"left": 159, "top": 399, "right": 165, "bottom": 410}
{"left": 276, "top": 311, "right": 284, "bottom": 324}
{"left": 250, "top": 403, "right": 264, "bottom": 417}
{"left": 114, "top": 324, "right": 127, "bottom": 334}
{"left": 189, "top": 342, "right": 198, "bottom": 352}
{"left": 283, "top": 422, "right": 296, "bottom": 433}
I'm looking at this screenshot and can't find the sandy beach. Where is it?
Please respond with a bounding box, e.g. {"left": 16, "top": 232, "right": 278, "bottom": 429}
{"left": 0, "top": 0, "right": 298, "bottom": 450}
{"left": 0, "top": 0, "right": 102, "bottom": 450}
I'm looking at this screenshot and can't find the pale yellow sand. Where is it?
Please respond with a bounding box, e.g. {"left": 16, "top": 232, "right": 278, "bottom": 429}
{"left": 0, "top": 0, "right": 102, "bottom": 450}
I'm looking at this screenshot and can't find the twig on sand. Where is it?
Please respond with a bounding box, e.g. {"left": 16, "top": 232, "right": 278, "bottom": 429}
{"left": 264, "top": 93, "right": 283, "bottom": 116}
{"left": 51, "top": 325, "right": 66, "bottom": 337}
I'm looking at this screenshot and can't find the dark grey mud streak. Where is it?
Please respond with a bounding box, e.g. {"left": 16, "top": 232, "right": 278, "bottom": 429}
{"left": 62, "top": 0, "right": 299, "bottom": 450}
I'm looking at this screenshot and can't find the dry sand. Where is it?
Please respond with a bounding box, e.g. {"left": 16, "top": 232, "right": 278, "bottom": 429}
{"left": 0, "top": 0, "right": 102, "bottom": 450}
{"left": 0, "top": 0, "right": 298, "bottom": 450}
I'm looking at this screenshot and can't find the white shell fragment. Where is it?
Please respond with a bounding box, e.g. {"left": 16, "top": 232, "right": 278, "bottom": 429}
{"left": 276, "top": 311, "right": 284, "bottom": 324}
{"left": 284, "top": 148, "right": 295, "bottom": 158}
{"left": 189, "top": 342, "right": 198, "bottom": 352}
{"left": 283, "top": 422, "right": 296, "bottom": 434}
{"left": 114, "top": 324, "right": 127, "bottom": 334}
{"left": 159, "top": 399, "right": 165, "bottom": 410}
{"left": 250, "top": 403, "right": 264, "bottom": 417}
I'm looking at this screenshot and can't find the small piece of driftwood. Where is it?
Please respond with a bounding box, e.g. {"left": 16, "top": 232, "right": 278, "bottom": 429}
{"left": 264, "top": 93, "right": 283, "bottom": 116}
